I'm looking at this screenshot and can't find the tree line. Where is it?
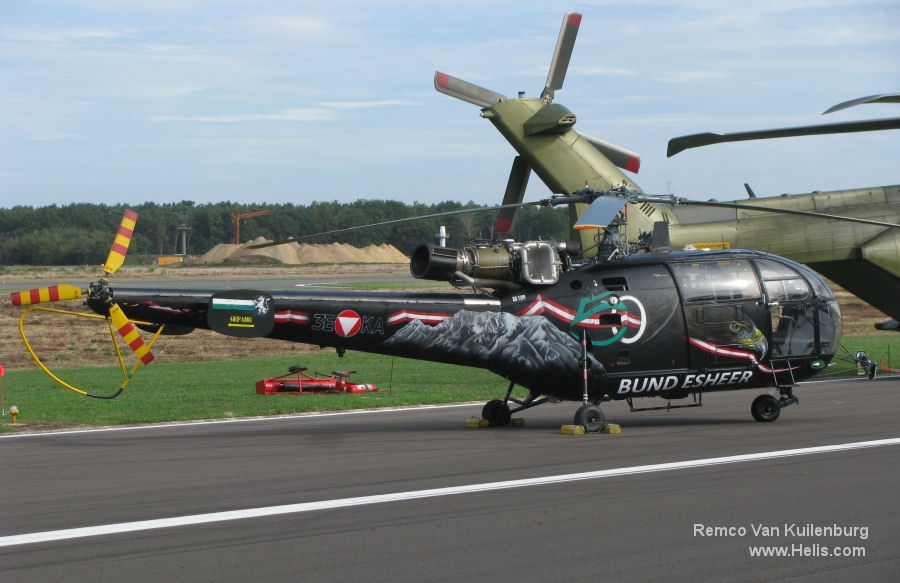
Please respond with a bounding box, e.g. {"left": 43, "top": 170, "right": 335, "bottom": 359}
{"left": 0, "top": 200, "right": 570, "bottom": 265}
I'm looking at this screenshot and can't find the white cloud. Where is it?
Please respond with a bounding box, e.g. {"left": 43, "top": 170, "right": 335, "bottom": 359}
{"left": 575, "top": 66, "right": 637, "bottom": 77}
{"left": 0, "top": 26, "right": 130, "bottom": 44}
{"left": 150, "top": 108, "right": 333, "bottom": 123}
{"left": 29, "top": 133, "right": 81, "bottom": 141}
{"left": 319, "top": 100, "right": 418, "bottom": 109}
{"left": 250, "top": 13, "right": 333, "bottom": 36}
{"left": 652, "top": 70, "right": 731, "bottom": 84}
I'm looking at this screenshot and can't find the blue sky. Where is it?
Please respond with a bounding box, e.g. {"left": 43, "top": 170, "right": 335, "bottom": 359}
{"left": 2, "top": 1, "right": 898, "bottom": 210}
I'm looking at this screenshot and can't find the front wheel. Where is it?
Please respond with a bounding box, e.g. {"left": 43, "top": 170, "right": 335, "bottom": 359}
{"left": 751, "top": 394, "right": 781, "bottom": 422}
{"left": 574, "top": 404, "right": 606, "bottom": 433}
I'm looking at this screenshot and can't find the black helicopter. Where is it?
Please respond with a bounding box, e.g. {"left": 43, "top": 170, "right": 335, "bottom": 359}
{"left": 11, "top": 193, "right": 846, "bottom": 431}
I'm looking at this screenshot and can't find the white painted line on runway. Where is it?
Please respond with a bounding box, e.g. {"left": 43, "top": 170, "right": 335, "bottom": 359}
{"left": 2, "top": 436, "right": 898, "bottom": 548}
{"left": 0, "top": 403, "right": 479, "bottom": 439}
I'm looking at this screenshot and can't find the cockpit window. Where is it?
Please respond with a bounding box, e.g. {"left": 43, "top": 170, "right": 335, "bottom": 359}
{"left": 791, "top": 262, "right": 835, "bottom": 300}
{"left": 671, "top": 259, "right": 761, "bottom": 302}
{"left": 756, "top": 259, "right": 810, "bottom": 303}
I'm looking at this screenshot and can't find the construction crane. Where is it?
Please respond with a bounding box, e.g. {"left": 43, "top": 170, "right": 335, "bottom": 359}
{"left": 231, "top": 207, "right": 270, "bottom": 244}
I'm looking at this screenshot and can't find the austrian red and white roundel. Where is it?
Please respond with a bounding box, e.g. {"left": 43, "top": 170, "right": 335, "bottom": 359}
{"left": 335, "top": 310, "right": 362, "bottom": 337}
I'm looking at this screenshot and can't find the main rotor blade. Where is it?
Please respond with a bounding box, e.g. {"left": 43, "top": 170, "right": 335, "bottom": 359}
{"left": 573, "top": 196, "right": 627, "bottom": 230}
{"left": 494, "top": 156, "right": 531, "bottom": 233}
{"left": 666, "top": 197, "right": 900, "bottom": 229}
{"left": 667, "top": 117, "right": 900, "bottom": 157}
{"left": 541, "top": 12, "right": 582, "bottom": 103}
{"left": 577, "top": 189, "right": 900, "bottom": 231}
{"left": 104, "top": 209, "right": 138, "bottom": 275}
{"left": 248, "top": 202, "right": 543, "bottom": 249}
{"left": 108, "top": 302, "right": 154, "bottom": 365}
{"left": 434, "top": 72, "right": 506, "bottom": 108}
{"left": 10, "top": 284, "right": 83, "bottom": 306}
{"left": 580, "top": 133, "right": 641, "bottom": 173}
{"left": 823, "top": 93, "right": 900, "bottom": 114}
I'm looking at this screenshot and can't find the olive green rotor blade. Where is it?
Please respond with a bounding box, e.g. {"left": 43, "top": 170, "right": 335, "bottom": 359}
{"left": 542, "top": 12, "right": 582, "bottom": 102}
{"left": 823, "top": 93, "right": 900, "bottom": 114}
{"left": 668, "top": 117, "right": 900, "bottom": 157}
{"left": 434, "top": 72, "right": 506, "bottom": 108}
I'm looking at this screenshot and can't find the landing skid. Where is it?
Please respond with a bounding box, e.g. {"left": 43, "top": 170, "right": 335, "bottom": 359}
{"left": 751, "top": 386, "right": 798, "bottom": 422}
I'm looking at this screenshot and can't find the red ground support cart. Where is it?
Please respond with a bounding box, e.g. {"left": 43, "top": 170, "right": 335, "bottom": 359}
{"left": 256, "top": 365, "right": 380, "bottom": 395}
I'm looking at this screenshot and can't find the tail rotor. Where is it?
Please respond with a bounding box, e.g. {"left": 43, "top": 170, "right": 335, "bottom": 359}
{"left": 9, "top": 209, "right": 155, "bottom": 368}
{"left": 96, "top": 209, "right": 154, "bottom": 364}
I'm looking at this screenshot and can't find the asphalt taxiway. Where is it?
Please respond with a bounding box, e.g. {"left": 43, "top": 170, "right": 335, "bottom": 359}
{"left": 1, "top": 378, "right": 898, "bottom": 582}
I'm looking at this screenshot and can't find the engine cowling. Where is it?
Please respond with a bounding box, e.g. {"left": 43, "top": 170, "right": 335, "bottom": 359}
{"left": 410, "top": 240, "right": 574, "bottom": 289}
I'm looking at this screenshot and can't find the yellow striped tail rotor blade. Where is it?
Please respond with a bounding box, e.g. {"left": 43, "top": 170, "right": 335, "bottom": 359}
{"left": 108, "top": 303, "right": 155, "bottom": 365}
{"left": 104, "top": 209, "right": 138, "bottom": 275}
{"left": 10, "top": 284, "right": 83, "bottom": 306}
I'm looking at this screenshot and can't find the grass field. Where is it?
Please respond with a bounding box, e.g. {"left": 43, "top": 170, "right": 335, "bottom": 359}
{"left": 0, "top": 351, "right": 505, "bottom": 430}
{"left": 1, "top": 335, "right": 896, "bottom": 431}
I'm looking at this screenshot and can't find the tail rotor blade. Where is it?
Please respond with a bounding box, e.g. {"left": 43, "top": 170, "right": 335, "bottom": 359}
{"left": 11, "top": 284, "right": 83, "bottom": 306}
{"left": 104, "top": 209, "right": 138, "bottom": 276}
{"left": 541, "top": 12, "right": 582, "bottom": 103}
{"left": 434, "top": 72, "right": 506, "bottom": 108}
{"left": 108, "top": 303, "right": 154, "bottom": 365}
{"left": 494, "top": 156, "right": 531, "bottom": 233}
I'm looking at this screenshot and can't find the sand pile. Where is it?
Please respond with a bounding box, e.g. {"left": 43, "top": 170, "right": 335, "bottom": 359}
{"left": 199, "top": 237, "right": 408, "bottom": 265}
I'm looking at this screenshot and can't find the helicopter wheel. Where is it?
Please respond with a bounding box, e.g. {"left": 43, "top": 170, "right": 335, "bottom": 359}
{"left": 751, "top": 394, "right": 781, "bottom": 422}
{"left": 574, "top": 404, "right": 606, "bottom": 433}
{"left": 482, "top": 399, "right": 512, "bottom": 427}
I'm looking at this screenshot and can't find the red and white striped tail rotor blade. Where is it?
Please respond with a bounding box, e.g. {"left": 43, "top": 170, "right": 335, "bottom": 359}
{"left": 10, "top": 284, "right": 84, "bottom": 306}
{"left": 104, "top": 209, "right": 138, "bottom": 276}
{"left": 108, "top": 302, "right": 154, "bottom": 365}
